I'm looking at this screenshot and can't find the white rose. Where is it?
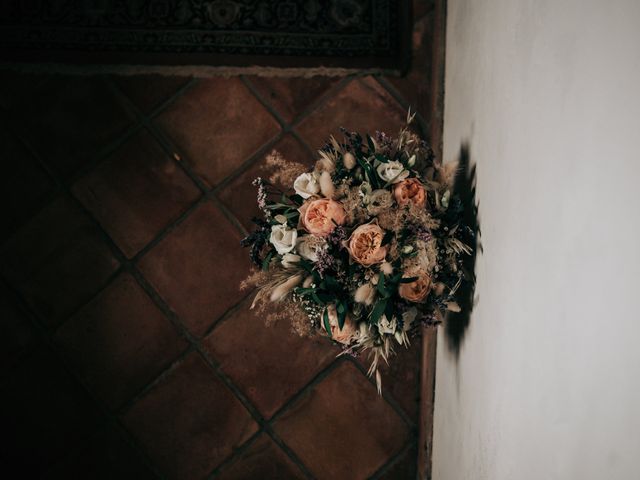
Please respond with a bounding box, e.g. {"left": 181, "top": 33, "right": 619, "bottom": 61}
{"left": 296, "top": 235, "right": 326, "bottom": 262}
{"left": 378, "top": 315, "right": 397, "bottom": 335}
{"left": 281, "top": 253, "right": 301, "bottom": 268}
{"left": 376, "top": 160, "right": 409, "bottom": 184}
{"left": 293, "top": 172, "right": 320, "bottom": 199}
{"left": 270, "top": 224, "right": 298, "bottom": 254}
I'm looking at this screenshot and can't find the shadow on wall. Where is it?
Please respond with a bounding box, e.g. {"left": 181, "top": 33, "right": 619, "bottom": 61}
{"left": 445, "top": 143, "right": 481, "bottom": 360}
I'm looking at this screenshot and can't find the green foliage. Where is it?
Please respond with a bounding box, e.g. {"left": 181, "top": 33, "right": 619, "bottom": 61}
{"left": 323, "top": 308, "right": 332, "bottom": 337}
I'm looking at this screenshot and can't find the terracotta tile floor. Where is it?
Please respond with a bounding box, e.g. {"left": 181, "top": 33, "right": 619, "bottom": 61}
{"left": 0, "top": 5, "right": 437, "bottom": 479}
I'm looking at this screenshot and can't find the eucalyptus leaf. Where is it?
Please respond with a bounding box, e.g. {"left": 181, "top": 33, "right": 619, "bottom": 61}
{"left": 370, "top": 299, "right": 387, "bottom": 325}
{"left": 337, "top": 302, "right": 347, "bottom": 329}
{"left": 399, "top": 276, "right": 419, "bottom": 283}
{"left": 377, "top": 272, "right": 387, "bottom": 296}
{"left": 366, "top": 134, "right": 376, "bottom": 153}
{"left": 381, "top": 231, "right": 393, "bottom": 246}
{"left": 323, "top": 308, "right": 332, "bottom": 337}
{"left": 261, "top": 250, "right": 274, "bottom": 271}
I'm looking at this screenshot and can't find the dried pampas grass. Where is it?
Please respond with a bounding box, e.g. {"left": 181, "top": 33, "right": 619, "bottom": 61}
{"left": 265, "top": 150, "right": 307, "bottom": 187}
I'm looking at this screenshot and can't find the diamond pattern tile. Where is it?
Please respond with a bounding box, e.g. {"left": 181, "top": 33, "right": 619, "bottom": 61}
{"left": 378, "top": 443, "right": 418, "bottom": 480}
{"left": 245, "top": 76, "right": 340, "bottom": 124}
{"left": 0, "top": 285, "right": 35, "bottom": 369}
{"left": 155, "top": 77, "right": 281, "bottom": 187}
{"left": 0, "top": 71, "right": 50, "bottom": 110}
{"left": 138, "top": 201, "right": 251, "bottom": 336}
{"left": 43, "top": 425, "right": 159, "bottom": 480}
{"left": 204, "top": 299, "right": 337, "bottom": 418}
{"left": 359, "top": 334, "right": 422, "bottom": 422}
{"left": 1, "top": 196, "right": 120, "bottom": 328}
{"left": 215, "top": 434, "right": 305, "bottom": 480}
{"left": 295, "top": 77, "right": 409, "bottom": 151}
{"left": 113, "top": 74, "right": 191, "bottom": 114}
{"left": 8, "top": 75, "right": 136, "bottom": 179}
{"left": 0, "top": 124, "right": 55, "bottom": 241}
{"left": 55, "top": 273, "right": 188, "bottom": 410}
{"left": 122, "top": 352, "right": 258, "bottom": 480}
{"left": 217, "top": 133, "right": 312, "bottom": 231}
{"left": 1, "top": 347, "right": 103, "bottom": 477}
{"left": 72, "top": 129, "right": 201, "bottom": 258}
{"left": 0, "top": 43, "right": 434, "bottom": 475}
{"left": 273, "top": 361, "right": 410, "bottom": 480}
{"left": 387, "top": 13, "right": 434, "bottom": 122}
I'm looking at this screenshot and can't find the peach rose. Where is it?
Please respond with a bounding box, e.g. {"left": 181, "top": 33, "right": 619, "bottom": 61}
{"left": 348, "top": 223, "right": 388, "bottom": 266}
{"left": 326, "top": 304, "right": 358, "bottom": 344}
{"left": 394, "top": 178, "right": 427, "bottom": 207}
{"left": 298, "top": 198, "right": 346, "bottom": 236}
{"left": 398, "top": 268, "right": 432, "bottom": 302}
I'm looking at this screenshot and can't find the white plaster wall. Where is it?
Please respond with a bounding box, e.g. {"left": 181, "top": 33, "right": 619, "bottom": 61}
{"left": 433, "top": 1, "right": 640, "bottom": 479}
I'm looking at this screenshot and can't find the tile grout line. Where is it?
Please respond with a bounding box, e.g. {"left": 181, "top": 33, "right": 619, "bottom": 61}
{"left": 367, "top": 436, "right": 417, "bottom": 480}
{"left": 374, "top": 75, "right": 430, "bottom": 141}
{"left": 221, "top": 74, "right": 423, "bottom": 472}
{"left": 346, "top": 356, "right": 417, "bottom": 430}
{"left": 114, "top": 77, "right": 283, "bottom": 240}
{"left": 116, "top": 290, "right": 255, "bottom": 416}
{"left": 145, "top": 76, "right": 201, "bottom": 120}
{"left": 4, "top": 71, "right": 427, "bottom": 478}
{"left": 118, "top": 258, "right": 317, "bottom": 479}
{"left": 239, "top": 75, "right": 287, "bottom": 129}
{"left": 204, "top": 429, "right": 265, "bottom": 479}
{"left": 108, "top": 75, "right": 251, "bottom": 243}
{"left": 1, "top": 74, "right": 194, "bottom": 248}
{"left": 0, "top": 75, "right": 222, "bottom": 477}
{"left": 0, "top": 274, "right": 169, "bottom": 480}
{"left": 268, "top": 355, "right": 344, "bottom": 423}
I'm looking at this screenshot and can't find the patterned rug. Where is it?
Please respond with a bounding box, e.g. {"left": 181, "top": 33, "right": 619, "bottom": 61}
{"left": 0, "top": 1, "right": 410, "bottom": 74}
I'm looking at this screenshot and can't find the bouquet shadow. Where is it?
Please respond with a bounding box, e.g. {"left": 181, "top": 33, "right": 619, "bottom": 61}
{"left": 445, "top": 143, "right": 481, "bottom": 359}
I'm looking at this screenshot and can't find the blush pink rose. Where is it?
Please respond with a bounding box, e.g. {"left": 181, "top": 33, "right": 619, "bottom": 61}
{"left": 299, "top": 198, "right": 346, "bottom": 236}
{"left": 398, "top": 268, "right": 432, "bottom": 303}
{"left": 394, "top": 178, "right": 427, "bottom": 207}
{"left": 326, "top": 304, "right": 358, "bottom": 344}
{"left": 348, "top": 223, "right": 388, "bottom": 266}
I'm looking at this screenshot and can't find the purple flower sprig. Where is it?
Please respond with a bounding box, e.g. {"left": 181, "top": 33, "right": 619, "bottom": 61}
{"left": 252, "top": 177, "right": 269, "bottom": 211}
{"left": 315, "top": 248, "right": 336, "bottom": 276}
{"left": 407, "top": 223, "right": 432, "bottom": 242}
{"left": 328, "top": 225, "right": 348, "bottom": 247}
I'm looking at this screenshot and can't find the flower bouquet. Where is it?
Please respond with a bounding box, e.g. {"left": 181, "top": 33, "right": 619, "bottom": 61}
{"left": 241, "top": 112, "right": 472, "bottom": 392}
